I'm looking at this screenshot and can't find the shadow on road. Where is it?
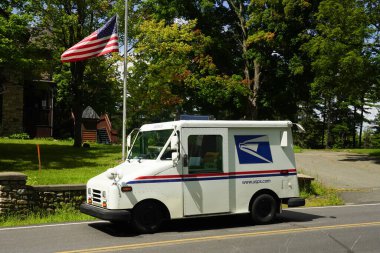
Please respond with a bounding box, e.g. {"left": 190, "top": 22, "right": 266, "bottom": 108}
{"left": 89, "top": 222, "right": 138, "bottom": 237}
{"left": 278, "top": 209, "right": 326, "bottom": 223}
{"left": 338, "top": 154, "right": 380, "bottom": 164}
{"left": 88, "top": 210, "right": 324, "bottom": 237}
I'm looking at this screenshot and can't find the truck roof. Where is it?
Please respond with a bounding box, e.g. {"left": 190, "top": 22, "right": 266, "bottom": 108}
{"left": 140, "top": 120, "right": 292, "bottom": 131}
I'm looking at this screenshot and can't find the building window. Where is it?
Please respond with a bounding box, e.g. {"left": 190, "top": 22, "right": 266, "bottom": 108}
{"left": 188, "top": 135, "right": 223, "bottom": 174}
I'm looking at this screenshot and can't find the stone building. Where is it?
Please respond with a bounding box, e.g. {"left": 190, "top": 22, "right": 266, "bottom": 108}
{"left": 0, "top": 71, "right": 55, "bottom": 138}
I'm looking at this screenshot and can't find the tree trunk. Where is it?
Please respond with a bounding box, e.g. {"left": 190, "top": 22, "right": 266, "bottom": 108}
{"left": 359, "top": 96, "right": 365, "bottom": 148}
{"left": 325, "top": 98, "right": 332, "bottom": 149}
{"left": 227, "top": 0, "right": 261, "bottom": 120}
{"left": 353, "top": 106, "right": 357, "bottom": 148}
{"left": 321, "top": 98, "right": 326, "bottom": 147}
{"left": 248, "top": 60, "right": 261, "bottom": 119}
{"left": 70, "top": 61, "right": 86, "bottom": 147}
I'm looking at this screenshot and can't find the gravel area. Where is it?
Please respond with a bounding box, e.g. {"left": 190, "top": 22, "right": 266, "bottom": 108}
{"left": 295, "top": 150, "right": 380, "bottom": 204}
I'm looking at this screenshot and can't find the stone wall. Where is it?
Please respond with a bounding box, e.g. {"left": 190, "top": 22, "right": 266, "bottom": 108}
{"left": 33, "top": 184, "right": 86, "bottom": 213}
{"left": 0, "top": 172, "right": 85, "bottom": 217}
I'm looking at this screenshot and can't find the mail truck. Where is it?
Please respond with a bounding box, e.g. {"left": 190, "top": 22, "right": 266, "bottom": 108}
{"left": 80, "top": 120, "right": 305, "bottom": 233}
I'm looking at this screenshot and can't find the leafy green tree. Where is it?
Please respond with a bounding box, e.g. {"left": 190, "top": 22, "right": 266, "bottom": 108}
{"left": 28, "top": 0, "right": 121, "bottom": 146}
{"left": 302, "top": 0, "right": 372, "bottom": 148}
{"left": 53, "top": 56, "right": 122, "bottom": 138}
{"left": 127, "top": 19, "right": 248, "bottom": 127}
{"left": 3, "top": 0, "right": 378, "bottom": 149}
{"left": 246, "top": 0, "right": 318, "bottom": 120}
{"left": 0, "top": 1, "right": 50, "bottom": 86}
{"left": 123, "top": 0, "right": 250, "bottom": 120}
{"left": 126, "top": 0, "right": 317, "bottom": 121}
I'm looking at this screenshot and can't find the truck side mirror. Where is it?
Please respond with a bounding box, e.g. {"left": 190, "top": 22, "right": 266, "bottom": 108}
{"left": 127, "top": 135, "right": 131, "bottom": 148}
{"left": 171, "top": 135, "right": 179, "bottom": 150}
{"left": 171, "top": 135, "right": 179, "bottom": 165}
{"left": 172, "top": 151, "right": 179, "bottom": 162}
{"left": 293, "top": 123, "right": 305, "bottom": 133}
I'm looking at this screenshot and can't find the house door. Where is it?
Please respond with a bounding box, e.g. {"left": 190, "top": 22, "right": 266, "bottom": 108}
{"left": 182, "top": 128, "right": 230, "bottom": 216}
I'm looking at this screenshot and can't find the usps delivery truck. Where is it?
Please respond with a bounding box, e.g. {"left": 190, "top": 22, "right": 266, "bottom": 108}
{"left": 80, "top": 120, "right": 305, "bottom": 233}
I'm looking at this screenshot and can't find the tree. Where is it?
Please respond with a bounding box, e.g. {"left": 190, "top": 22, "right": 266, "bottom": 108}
{"left": 127, "top": 19, "right": 248, "bottom": 127}
{"left": 302, "top": 0, "right": 372, "bottom": 148}
{"left": 4, "top": 0, "right": 377, "bottom": 149}
{"left": 246, "top": 0, "right": 318, "bottom": 121}
{"left": 53, "top": 56, "right": 122, "bottom": 138}
{"left": 127, "top": 0, "right": 317, "bottom": 121}
{"left": 29, "top": 0, "right": 120, "bottom": 146}
{"left": 0, "top": 1, "right": 50, "bottom": 87}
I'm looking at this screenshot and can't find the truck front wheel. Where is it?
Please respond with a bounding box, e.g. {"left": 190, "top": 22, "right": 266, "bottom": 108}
{"left": 250, "top": 194, "right": 277, "bottom": 224}
{"left": 131, "top": 200, "right": 165, "bottom": 233}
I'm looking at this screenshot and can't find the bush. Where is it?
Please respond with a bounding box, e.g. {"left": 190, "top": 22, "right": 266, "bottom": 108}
{"left": 300, "top": 180, "right": 344, "bottom": 207}
{"left": 8, "top": 133, "right": 30, "bottom": 139}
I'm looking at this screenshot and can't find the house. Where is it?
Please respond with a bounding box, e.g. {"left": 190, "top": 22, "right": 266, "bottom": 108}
{"left": 0, "top": 74, "right": 55, "bottom": 138}
{"left": 81, "top": 106, "right": 118, "bottom": 144}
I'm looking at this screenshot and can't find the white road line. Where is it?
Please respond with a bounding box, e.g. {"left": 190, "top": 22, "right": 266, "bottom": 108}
{"left": 286, "top": 202, "right": 380, "bottom": 210}
{"left": 1, "top": 203, "right": 380, "bottom": 232}
{"left": 0, "top": 220, "right": 105, "bottom": 232}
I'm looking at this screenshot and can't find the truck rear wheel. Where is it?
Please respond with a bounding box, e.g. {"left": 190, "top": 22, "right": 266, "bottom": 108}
{"left": 250, "top": 194, "right": 277, "bottom": 224}
{"left": 131, "top": 200, "right": 165, "bottom": 234}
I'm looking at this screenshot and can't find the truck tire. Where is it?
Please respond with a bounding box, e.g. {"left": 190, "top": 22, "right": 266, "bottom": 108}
{"left": 250, "top": 194, "right": 277, "bottom": 224}
{"left": 131, "top": 200, "right": 165, "bottom": 233}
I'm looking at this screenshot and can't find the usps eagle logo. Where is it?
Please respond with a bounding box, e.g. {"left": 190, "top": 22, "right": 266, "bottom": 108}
{"left": 234, "top": 135, "right": 273, "bottom": 164}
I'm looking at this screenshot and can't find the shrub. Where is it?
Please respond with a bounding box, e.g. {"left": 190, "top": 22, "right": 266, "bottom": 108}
{"left": 8, "top": 133, "right": 30, "bottom": 139}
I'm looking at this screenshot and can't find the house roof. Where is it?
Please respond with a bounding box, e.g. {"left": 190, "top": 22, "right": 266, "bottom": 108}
{"left": 82, "top": 106, "right": 99, "bottom": 119}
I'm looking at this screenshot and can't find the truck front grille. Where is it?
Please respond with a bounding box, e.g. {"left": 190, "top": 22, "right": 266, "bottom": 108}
{"left": 92, "top": 189, "right": 101, "bottom": 204}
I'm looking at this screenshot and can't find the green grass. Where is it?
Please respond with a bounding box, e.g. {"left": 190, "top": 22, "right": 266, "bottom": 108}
{"left": 293, "top": 145, "right": 303, "bottom": 153}
{"left": 300, "top": 180, "right": 344, "bottom": 207}
{"left": 0, "top": 204, "right": 96, "bottom": 227}
{"left": 0, "top": 138, "right": 122, "bottom": 185}
{"left": 339, "top": 148, "right": 380, "bottom": 157}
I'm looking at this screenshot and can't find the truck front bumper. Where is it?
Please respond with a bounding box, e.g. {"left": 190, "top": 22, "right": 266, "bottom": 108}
{"left": 80, "top": 203, "right": 131, "bottom": 222}
{"left": 285, "top": 197, "right": 305, "bottom": 208}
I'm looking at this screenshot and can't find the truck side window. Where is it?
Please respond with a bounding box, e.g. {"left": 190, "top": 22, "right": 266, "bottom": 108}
{"left": 188, "top": 135, "right": 223, "bottom": 174}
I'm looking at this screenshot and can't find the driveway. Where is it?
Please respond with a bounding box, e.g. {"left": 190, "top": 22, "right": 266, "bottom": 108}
{"left": 295, "top": 150, "right": 380, "bottom": 204}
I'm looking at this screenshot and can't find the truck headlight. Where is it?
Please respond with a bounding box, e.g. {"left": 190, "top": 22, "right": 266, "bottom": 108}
{"left": 106, "top": 168, "right": 118, "bottom": 180}
{"left": 106, "top": 168, "right": 124, "bottom": 180}
{"left": 117, "top": 171, "right": 124, "bottom": 179}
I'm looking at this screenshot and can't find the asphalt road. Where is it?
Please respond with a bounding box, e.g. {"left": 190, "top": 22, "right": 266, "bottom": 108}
{"left": 295, "top": 150, "right": 380, "bottom": 204}
{"left": 1, "top": 204, "right": 380, "bottom": 253}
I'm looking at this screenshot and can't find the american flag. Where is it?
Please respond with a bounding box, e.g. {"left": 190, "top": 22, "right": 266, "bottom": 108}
{"left": 61, "top": 16, "right": 119, "bottom": 62}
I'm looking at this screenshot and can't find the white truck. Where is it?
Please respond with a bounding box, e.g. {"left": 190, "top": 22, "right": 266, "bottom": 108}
{"left": 80, "top": 120, "right": 305, "bottom": 233}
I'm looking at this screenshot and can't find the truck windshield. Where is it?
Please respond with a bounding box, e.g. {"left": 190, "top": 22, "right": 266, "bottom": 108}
{"left": 128, "top": 129, "right": 173, "bottom": 160}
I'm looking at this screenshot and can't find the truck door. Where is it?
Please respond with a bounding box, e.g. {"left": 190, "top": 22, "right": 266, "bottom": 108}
{"left": 182, "top": 128, "right": 230, "bottom": 216}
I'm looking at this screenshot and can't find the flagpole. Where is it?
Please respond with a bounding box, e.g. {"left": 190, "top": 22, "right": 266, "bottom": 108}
{"left": 122, "top": 0, "right": 128, "bottom": 161}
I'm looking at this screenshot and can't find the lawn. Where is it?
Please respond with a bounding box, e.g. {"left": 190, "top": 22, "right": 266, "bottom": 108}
{"left": 0, "top": 203, "right": 96, "bottom": 227}
{"left": 0, "top": 138, "right": 122, "bottom": 185}
{"left": 340, "top": 148, "right": 380, "bottom": 157}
